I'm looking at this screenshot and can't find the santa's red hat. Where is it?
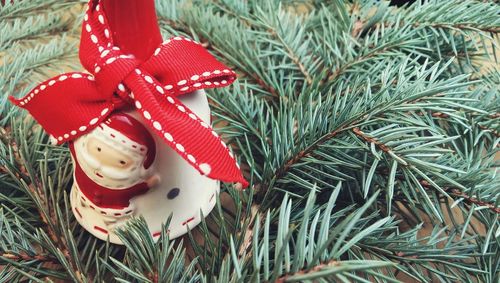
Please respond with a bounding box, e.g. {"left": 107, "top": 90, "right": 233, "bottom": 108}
{"left": 94, "top": 112, "right": 156, "bottom": 169}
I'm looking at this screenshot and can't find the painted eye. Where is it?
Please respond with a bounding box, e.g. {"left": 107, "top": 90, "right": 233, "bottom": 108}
{"left": 119, "top": 160, "right": 126, "bottom": 165}
{"left": 97, "top": 147, "right": 101, "bottom": 152}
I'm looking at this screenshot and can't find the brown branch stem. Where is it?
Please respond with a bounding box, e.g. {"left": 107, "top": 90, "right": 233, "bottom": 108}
{"left": 412, "top": 22, "right": 500, "bottom": 34}
{"left": 238, "top": 204, "right": 261, "bottom": 259}
{"left": 352, "top": 127, "right": 392, "bottom": 153}
{"left": 1, "top": 252, "right": 59, "bottom": 264}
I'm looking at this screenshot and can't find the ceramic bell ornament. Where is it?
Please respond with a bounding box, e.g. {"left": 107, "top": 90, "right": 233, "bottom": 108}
{"left": 10, "top": 0, "right": 248, "bottom": 244}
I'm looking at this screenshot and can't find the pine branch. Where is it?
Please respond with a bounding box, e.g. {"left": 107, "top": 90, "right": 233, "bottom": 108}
{"left": 403, "top": 0, "right": 500, "bottom": 35}
{"left": 159, "top": 18, "right": 280, "bottom": 97}
{"left": 323, "top": 43, "right": 397, "bottom": 85}
{"left": 422, "top": 181, "right": 500, "bottom": 214}
{"left": 413, "top": 22, "right": 500, "bottom": 34}
{"left": 272, "top": 125, "right": 344, "bottom": 184}
{"left": 0, "top": 126, "right": 86, "bottom": 282}
{"left": 0, "top": 15, "right": 69, "bottom": 51}
{"left": 266, "top": 62, "right": 475, "bottom": 189}
{"left": 255, "top": 9, "right": 314, "bottom": 86}
{"left": 354, "top": 125, "right": 500, "bottom": 214}
{"left": 365, "top": 16, "right": 500, "bottom": 38}
{"left": 0, "top": 0, "right": 82, "bottom": 20}
{"left": 376, "top": 166, "right": 500, "bottom": 215}
{"left": 211, "top": 0, "right": 254, "bottom": 27}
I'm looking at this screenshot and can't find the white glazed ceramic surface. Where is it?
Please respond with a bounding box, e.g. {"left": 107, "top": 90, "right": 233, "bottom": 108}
{"left": 70, "top": 90, "right": 219, "bottom": 244}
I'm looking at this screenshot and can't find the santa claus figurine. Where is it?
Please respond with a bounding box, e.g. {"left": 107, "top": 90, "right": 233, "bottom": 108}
{"left": 10, "top": 0, "right": 244, "bottom": 244}
{"left": 70, "top": 113, "right": 160, "bottom": 231}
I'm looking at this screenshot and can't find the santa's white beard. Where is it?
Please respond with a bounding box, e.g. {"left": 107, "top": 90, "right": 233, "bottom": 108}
{"left": 74, "top": 139, "right": 150, "bottom": 189}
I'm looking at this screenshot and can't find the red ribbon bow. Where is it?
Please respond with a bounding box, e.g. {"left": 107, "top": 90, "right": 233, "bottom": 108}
{"left": 10, "top": 0, "right": 248, "bottom": 187}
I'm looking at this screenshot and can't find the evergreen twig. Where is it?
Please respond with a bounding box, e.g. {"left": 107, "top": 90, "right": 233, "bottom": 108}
{"left": 0, "top": 126, "right": 86, "bottom": 282}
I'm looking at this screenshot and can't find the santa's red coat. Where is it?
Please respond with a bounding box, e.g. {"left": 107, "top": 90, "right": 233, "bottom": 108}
{"left": 69, "top": 143, "right": 150, "bottom": 209}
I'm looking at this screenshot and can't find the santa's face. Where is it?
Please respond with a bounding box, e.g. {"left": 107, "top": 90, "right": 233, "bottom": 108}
{"left": 74, "top": 135, "right": 149, "bottom": 189}
{"left": 86, "top": 137, "right": 135, "bottom": 171}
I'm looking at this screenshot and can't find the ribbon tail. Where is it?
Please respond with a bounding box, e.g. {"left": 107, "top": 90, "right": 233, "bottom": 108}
{"left": 9, "top": 72, "right": 114, "bottom": 144}
{"left": 126, "top": 75, "right": 248, "bottom": 187}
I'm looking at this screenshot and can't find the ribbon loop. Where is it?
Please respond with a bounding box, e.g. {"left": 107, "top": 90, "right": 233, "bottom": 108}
{"left": 9, "top": 0, "right": 248, "bottom": 187}
{"left": 142, "top": 37, "right": 237, "bottom": 95}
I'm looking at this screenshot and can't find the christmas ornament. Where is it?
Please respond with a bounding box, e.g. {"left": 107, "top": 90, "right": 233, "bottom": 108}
{"left": 10, "top": 0, "right": 248, "bottom": 244}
